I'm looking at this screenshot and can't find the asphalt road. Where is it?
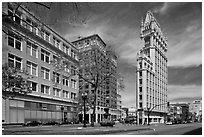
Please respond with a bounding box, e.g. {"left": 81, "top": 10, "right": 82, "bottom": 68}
{"left": 2, "top": 123, "right": 202, "bottom": 135}
{"left": 110, "top": 123, "right": 202, "bottom": 135}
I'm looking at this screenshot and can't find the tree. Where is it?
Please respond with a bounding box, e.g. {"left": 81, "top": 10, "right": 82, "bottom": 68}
{"left": 51, "top": 46, "right": 124, "bottom": 127}
{"left": 2, "top": 63, "right": 33, "bottom": 99}
{"left": 146, "top": 102, "right": 169, "bottom": 125}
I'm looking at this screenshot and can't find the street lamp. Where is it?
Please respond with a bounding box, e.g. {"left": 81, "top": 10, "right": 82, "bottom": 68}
{"left": 82, "top": 92, "right": 88, "bottom": 127}
{"left": 61, "top": 106, "right": 64, "bottom": 123}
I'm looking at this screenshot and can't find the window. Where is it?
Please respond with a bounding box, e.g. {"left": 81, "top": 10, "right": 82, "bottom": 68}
{"left": 62, "top": 44, "right": 70, "bottom": 55}
{"left": 26, "top": 41, "right": 38, "bottom": 58}
{"left": 8, "top": 31, "right": 21, "bottom": 50}
{"left": 53, "top": 55, "right": 58, "bottom": 62}
{"left": 8, "top": 4, "right": 21, "bottom": 24}
{"left": 139, "top": 95, "right": 142, "bottom": 100}
{"left": 41, "top": 49, "right": 50, "bottom": 63}
{"left": 139, "top": 79, "right": 142, "bottom": 84}
{"left": 41, "top": 67, "right": 50, "bottom": 80}
{"left": 71, "top": 49, "right": 75, "bottom": 58}
{"left": 26, "top": 61, "right": 37, "bottom": 76}
{"left": 63, "top": 90, "right": 69, "bottom": 98}
{"left": 139, "top": 63, "right": 142, "bottom": 68}
{"left": 53, "top": 72, "right": 60, "bottom": 84}
{"left": 53, "top": 88, "right": 60, "bottom": 97}
{"left": 139, "top": 71, "right": 142, "bottom": 77}
{"left": 25, "top": 18, "right": 33, "bottom": 32}
{"left": 62, "top": 76, "right": 69, "bottom": 87}
{"left": 53, "top": 37, "right": 60, "bottom": 48}
{"left": 71, "top": 65, "right": 77, "bottom": 75}
{"left": 27, "top": 81, "right": 37, "bottom": 92}
{"left": 139, "top": 103, "right": 142, "bottom": 108}
{"left": 71, "top": 79, "right": 77, "bottom": 89}
{"left": 41, "top": 84, "right": 50, "bottom": 94}
{"left": 44, "top": 31, "right": 50, "bottom": 42}
{"left": 64, "top": 65, "right": 70, "bottom": 73}
{"left": 71, "top": 92, "right": 76, "bottom": 100}
{"left": 8, "top": 53, "right": 22, "bottom": 69}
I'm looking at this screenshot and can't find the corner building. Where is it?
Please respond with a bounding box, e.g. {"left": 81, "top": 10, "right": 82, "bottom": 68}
{"left": 2, "top": 3, "right": 79, "bottom": 124}
{"left": 136, "top": 11, "right": 168, "bottom": 124}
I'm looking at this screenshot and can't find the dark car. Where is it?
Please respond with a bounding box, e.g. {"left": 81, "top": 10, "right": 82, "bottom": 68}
{"left": 124, "top": 116, "right": 136, "bottom": 124}
{"left": 43, "top": 121, "right": 60, "bottom": 125}
{"left": 100, "top": 119, "right": 115, "bottom": 127}
{"left": 23, "top": 121, "right": 42, "bottom": 126}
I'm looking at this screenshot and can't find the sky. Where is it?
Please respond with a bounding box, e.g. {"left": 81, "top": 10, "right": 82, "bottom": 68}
{"left": 24, "top": 2, "right": 202, "bottom": 108}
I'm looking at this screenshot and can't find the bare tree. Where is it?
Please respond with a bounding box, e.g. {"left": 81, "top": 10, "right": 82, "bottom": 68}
{"left": 51, "top": 46, "right": 124, "bottom": 127}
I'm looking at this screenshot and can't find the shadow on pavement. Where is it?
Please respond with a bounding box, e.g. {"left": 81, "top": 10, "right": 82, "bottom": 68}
{"left": 183, "top": 127, "right": 202, "bottom": 135}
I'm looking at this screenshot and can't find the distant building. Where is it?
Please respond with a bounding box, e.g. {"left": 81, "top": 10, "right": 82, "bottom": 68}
{"left": 189, "top": 100, "right": 202, "bottom": 122}
{"left": 169, "top": 103, "right": 190, "bottom": 123}
{"left": 2, "top": 2, "right": 79, "bottom": 124}
{"left": 128, "top": 107, "right": 137, "bottom": 117}
{"left": 122, "top": 108, "right": 129, "bottom": 118}
{"left": 136, "top": 11, "right": 168, "bottom": 125}
{"left": 167, "top": 105, "right": 182, "bottom": 123}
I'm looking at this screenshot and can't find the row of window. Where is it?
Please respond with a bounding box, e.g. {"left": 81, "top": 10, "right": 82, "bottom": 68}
{"left": 24, "top": 101, "right": 77, "bottom": 111}
{"left": 28, "top": 81, "right": 76, "bottom": 99}
{"left": 8, "top": 53, "right": 77, "bottom": 89}
{"left": 7, "top": 6, "right": 78, "bottom": 61}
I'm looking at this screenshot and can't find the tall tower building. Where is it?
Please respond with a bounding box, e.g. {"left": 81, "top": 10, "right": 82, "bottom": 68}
{"left": 136, "top": 11, "right": 168, "bottom": 124}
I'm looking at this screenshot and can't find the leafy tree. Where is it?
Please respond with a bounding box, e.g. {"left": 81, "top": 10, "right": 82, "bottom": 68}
{"left": 2, "top": 64, "right": 33, "bottom": 99}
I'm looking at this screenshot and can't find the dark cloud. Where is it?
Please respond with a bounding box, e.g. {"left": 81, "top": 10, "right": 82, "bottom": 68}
{"left": 168, "top": 65, "right": 202, "bottom": 85}
{"left": 22, "top": 2, "right": 202, "bottom": 107}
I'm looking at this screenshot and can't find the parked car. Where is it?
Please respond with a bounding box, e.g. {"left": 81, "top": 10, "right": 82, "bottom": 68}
{"left": 43, "top": 121, "right": 60, "bottom": 125}
{"left": 124, "top": 116, "right": 137, "bottom": 124}
{"left": 166, "top": 121, "right": 173, "bottom": 125}
{"left": 100, "top": 119, "right": 115, "bottom": 127}
{"left": 23, "top": 121, "right": 42, "bottom": 126}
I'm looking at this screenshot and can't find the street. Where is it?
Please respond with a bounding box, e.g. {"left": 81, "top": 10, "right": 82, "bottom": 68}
{"left": 110, "top": 123, "right": 202, "bottom": 135}
{"left": 2, "top": 123, "right": 202, "bottom": 135}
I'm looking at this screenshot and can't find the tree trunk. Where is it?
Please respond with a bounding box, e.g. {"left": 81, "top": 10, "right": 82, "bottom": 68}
{"left": 90, "top": 86, "right": 97, "bottom": 127}
{"left": 90, "top": 93, "right": 97, "bottom": 127}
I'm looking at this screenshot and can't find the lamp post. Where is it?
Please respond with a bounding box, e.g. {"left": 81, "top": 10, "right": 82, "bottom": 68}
{"left": 82, "top": 92, "right": 88, "bottom": 127}
{"left": 61, "top": 106, "right": 64, "bottom": 123}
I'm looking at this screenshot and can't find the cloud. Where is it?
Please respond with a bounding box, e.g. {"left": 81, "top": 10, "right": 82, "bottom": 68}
{"left": 153, "top": 2, "right": 186, "bottom": 15}
{"left": 168, "top": 65, "right": 202, "bottom": 85}
{"left": 167, "top": 85, "right": 202, "bottom": 101}
{"left": 167, "top": 19, "right": 202, "bottom": 67}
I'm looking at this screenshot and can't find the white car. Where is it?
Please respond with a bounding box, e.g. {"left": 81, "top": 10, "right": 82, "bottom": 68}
{"left": 166, "top": 121, "right": 173, "bottom": 125}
